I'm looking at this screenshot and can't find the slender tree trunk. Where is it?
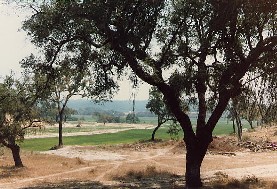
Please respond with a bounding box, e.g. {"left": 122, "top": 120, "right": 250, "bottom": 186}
{"left": 233, "top": 99, "right": 242, "bottom": 141}
{"left": 58, "top": 118, "right": 63, "bottom": 147}
{"left": 232, "top": 119, "right": 236, "bottom": 134}
{"left": 249, "top": 121, "right": 254, "bottom": 129}
{"left": 151, "top": 123, "right": 161, "bottom": 141}
{"left": 235, "top": 116, "right": 242, "bottom": 141}
{"left": 10, "top": 144, "right": 24, "bottom": 167}
{"left": 151, "top": 116, "right": 164, "bottom": 141}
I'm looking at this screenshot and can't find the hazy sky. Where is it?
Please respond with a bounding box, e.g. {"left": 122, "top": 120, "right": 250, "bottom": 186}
{"left": 0, "top": 2, "right": 150, "bottom": 100}
{"left": 0, "top": 2, "right": 32, "bottom": 76}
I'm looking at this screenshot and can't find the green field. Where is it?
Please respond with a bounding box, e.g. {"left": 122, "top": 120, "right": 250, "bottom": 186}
{"left": 21, "top": 128, "right": 171, "bottom": 151}
{"left": 21, "top": 117, "right": 252, "bottom": 151}
{"left": 26, "top": 125, "right": 131, "bottom": 135}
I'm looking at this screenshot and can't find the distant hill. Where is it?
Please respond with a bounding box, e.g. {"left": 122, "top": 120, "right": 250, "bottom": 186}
{"left": 67, "top": 99, "right": 149, "bottom": 114}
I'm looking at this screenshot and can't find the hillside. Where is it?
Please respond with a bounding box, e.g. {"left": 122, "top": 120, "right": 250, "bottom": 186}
{"left": 67, "top": 99, "right": 149, "bottom": 114}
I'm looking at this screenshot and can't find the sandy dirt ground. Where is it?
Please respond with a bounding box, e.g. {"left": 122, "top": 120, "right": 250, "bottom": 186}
{"left": 0, "top": 125, "right": 277, "bottom": 188}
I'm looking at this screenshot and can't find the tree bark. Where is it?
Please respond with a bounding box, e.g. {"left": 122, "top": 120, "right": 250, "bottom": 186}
{"left": 1, "top": 139, "right": 24, "bottom": 167}
{"left": 184, "top": 135, "right": 211, "bottom": 188}
{"left": 10, "top": 144, "right": 24, "bottom": 167}
{"left": 185, "top": 146, "right": 203, "bottom": 187}
{"left": 232, "top": 119, "right": 236, "bottom": 134}
{"left": 249, "top": 121, "right": 254, "bottom": 129}
{"left": 236, "top": 116, "right": 242, "bottom": 141}
{"left": 151, "top": 123, "right": 161, "bottom": 141}
{"left": 58, "top": 118, "right": 63, "bottom": 147}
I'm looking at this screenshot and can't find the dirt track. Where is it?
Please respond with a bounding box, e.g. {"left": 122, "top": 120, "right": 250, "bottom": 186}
{"left": 1, "top": 142, "right": 277, "bottom": 189}
{"left": 1, "top": 125, "right": 277, "bottom": 188}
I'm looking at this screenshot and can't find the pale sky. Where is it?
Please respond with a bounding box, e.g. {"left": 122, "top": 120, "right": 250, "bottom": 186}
{"left": 0, "top": 2, "right": 32, "bottom": 77}
{"left": 0, "top": 2, "right": 150, "bottom": 100}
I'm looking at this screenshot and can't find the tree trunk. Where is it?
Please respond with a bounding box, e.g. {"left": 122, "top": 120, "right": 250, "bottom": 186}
{"left": 249, "top": 121, "right": 254, "bottom": 129}
{"left": 185, "top": 136, "right": 210, "bottom": 188}
{"left": 10, "top": 144, "right": 24, "bottom": 167}
{"left": 58, "top": 119, "right": 63, "bottom": 147}
{"left": 235, "top": 115, "right": 242, "bottom": 141}
{"left": 151, "top": 123, "right": 162, "bottom": 141}
{"left": 232, "top": 119, "right": 236, "bottom": 134}
{"left": 185, "top": 152, "right": 202, "bottom": 187}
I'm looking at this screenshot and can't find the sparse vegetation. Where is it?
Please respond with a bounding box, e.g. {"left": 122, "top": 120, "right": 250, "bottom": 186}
{"left": 1, "top": 127, "right": 277, "bottom": 188}
{"left": 208, "top": 174, "right": 275, "bottom": 189}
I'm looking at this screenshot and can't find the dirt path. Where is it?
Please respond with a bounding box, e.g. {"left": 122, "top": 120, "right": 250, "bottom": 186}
{"left": 1, "top": 142, "right": 277, "bottom": 189}
{"left": 1, "top": 126, "right": 277, "bottom": 188}
{"left": 0, "top": 166, "right": 96, "bottom": 189}
{"left": 0, "top": 143, "right": 180, "bottom": 189}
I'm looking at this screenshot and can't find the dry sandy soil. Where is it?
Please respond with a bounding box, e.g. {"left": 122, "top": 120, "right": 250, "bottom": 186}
{"left": 1, "top": 125, "right": 277, "bottom": 188}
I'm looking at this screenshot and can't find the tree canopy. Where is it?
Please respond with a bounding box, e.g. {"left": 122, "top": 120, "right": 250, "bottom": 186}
{"left": 22, "top": 0, "right": 277, "bottom": 187}
{"left": 0, "top": 75, "right": 41, "bottom": 167}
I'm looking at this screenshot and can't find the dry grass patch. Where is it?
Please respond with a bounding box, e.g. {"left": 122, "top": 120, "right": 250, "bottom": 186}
{"left": 118, "top": 165, "right": 174, "bottom": 180}
{"left": 112, "top": 165, "right": 185, "bottom": 189}
{"left": 206, "top": 172, "right": 277, "bottom": 189}
{"left": 208, "top": 136, "right": 241, "bottom": 152}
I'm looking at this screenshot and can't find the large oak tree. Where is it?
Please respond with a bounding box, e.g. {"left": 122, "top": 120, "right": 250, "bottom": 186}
{"left": 22, "top": 0, "right": 277, "bottom": 187}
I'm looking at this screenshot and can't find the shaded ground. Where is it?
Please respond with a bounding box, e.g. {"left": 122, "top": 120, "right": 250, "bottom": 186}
{"left": 0, "top": 126, "right": 277, "bottom": 189}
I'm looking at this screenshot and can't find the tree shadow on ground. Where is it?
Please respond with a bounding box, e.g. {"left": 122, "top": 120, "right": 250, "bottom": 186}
{"left": 21, "top": 170, "right": 277, "bottom": 189}
{"left": 22, "top": 177, "right": 186, "bottom": 189}
{"left": 22, "top": 181, "right": 111, "bottom": 189}
{"left": 21, "top": 177, "right": 277, "bottom": 189}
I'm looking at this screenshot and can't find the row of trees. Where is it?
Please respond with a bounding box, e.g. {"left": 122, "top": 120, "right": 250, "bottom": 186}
{"left": 147, "top": 79, "right": 277, "bottom": 142}
{"left": 94, "top": 111, "right": 140, "bottom": 124}
{"left": 227, "top": 75, "right": 277, "bottom": 141}
{"left": 1, "top": 0, "right": 276, "bottom": 188}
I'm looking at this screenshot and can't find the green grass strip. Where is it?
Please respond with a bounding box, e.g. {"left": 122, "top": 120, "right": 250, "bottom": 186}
{"left": 21, "top": 121, "right": 251, "bottom": 151}
{"left": 21, "top": 128, "right": 172, "bottom": 151}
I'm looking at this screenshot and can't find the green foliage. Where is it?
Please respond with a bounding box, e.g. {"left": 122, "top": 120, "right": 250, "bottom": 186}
{"left": 21, "top": 1, "right": 277, "bottom": 186}
{"left": 167, "top": 122, "right": 181, "bottom": 140}
{"left": 146, "top": 87, "right": 175, "bottom": 123}
{"left": 0, "top": 76, "right": 36, "bottom": 143}
{"left": 22, "top": 0, "right": 277, "bottom": 132}
{"left": 37, "top": 101, "right": 57, "bottom": 122}
{"left": 126, "top": 113, "right": 140, "bottom": 124}
{"left": 94, "top": 112, "right": 121, "bottom": 124}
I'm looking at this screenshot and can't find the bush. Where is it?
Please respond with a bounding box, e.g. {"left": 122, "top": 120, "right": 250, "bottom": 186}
{"left": 167, "top": 123, "right": 181, "bottom": 140}
{"left": 126, "top": 113, "right": 140, "bottom": 123}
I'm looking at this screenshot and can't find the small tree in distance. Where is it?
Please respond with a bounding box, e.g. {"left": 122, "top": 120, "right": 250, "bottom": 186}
{"left": 126, "top": 113, "right": 140, "bottom": 124}
{"left": 146, "top": 86, "right": 176, "bottom": 141}
{"left": 21, "top": 44, "right": 118, "bottom": 148}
